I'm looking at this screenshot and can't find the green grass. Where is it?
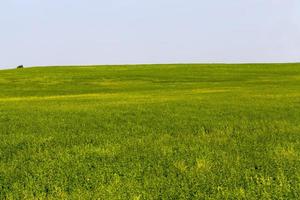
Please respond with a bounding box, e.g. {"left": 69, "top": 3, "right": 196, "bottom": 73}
{"left": 0, "top": 64, "right": 300, "bottom": 199}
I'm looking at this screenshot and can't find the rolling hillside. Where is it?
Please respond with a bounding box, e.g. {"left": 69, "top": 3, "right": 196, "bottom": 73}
{"left": 1, "top": 64, "right": 300, "bottom": 199}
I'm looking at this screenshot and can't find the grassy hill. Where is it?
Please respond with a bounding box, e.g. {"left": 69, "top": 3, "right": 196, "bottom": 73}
{"left": 1, "top": 64, "right": 300, "bottom": 199}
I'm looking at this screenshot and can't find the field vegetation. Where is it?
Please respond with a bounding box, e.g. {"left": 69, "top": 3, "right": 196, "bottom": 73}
{"left": 0, "top": 64, "right": 300, "bottom": 199}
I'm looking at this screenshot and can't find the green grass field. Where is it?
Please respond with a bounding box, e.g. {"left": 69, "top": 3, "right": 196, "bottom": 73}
{"left": 1, "top": 64, "right": 300, "bottom": 199}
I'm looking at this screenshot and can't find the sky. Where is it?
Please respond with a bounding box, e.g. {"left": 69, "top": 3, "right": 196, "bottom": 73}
{"left": 1, "top": 0, "right": 300, "bottom": 68}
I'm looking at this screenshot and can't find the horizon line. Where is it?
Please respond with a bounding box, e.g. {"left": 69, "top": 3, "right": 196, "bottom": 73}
{"left": 1, "top": 62, "right": 300, "bottom": 70}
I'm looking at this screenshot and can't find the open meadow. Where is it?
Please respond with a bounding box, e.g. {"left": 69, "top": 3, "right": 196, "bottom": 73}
{"left": 0, "top": 64, "right": 300, "bottom": 199}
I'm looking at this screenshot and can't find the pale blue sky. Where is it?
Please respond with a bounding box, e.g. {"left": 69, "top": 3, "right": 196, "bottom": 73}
{"left": 1, "top": 0, "right": 300, "bottom": 68}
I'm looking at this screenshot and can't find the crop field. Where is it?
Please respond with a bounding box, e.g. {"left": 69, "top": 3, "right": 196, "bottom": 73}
{"left": 0, "top": 64, "right": 300, "bottom": 199}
